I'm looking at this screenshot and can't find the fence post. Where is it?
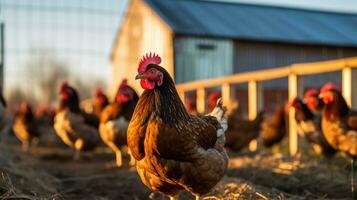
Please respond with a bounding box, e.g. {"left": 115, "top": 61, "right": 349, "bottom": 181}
{"left": 248, "top": 80, "right": 263, "bottom": 151}
{"left": 342, "top": 66, "right": 352, "bottom": 107}
{"left": 352, "top": 68, "right": 357, "bottom": 109}
{"left": 197, "top": 88, "right": 206, "bottom": 114}
{"left": 288, "top": 73, "right": 298, "bottom": 156}
{"left": 222, "top": 83, "right": 231, "bottom": 111}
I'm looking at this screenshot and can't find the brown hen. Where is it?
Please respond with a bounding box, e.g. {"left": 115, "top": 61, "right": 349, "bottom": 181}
{"left": 12, "top": 101, "right": 40, "bottom": 151}
{"left": 319, "top": 83, "right": 357, "bottom": 156}
{"left": 225, "top": 109, "right": 264, "bottom": 151}
{"left": 319, "top": 82, "right": 357, "bottom": 198}
{"left": 54, "top": 82, "right": 100, "bottom": 159}
{"left": 290, "top": 97, "right": 335, "bottom": 156}
{"left": 262, "top": 105, "right": 288, "bottom": 147}
{"left": 93, "top": 89, "right": 109, "bottom": 117}
{"left": 99, "top": 79, "right": 139, "bottom": 167}
{"left": 0, "top": 94, "right": 9, "bottom": 144}
{"left": 127, "top": 53, "right": 228, "bottom": 200}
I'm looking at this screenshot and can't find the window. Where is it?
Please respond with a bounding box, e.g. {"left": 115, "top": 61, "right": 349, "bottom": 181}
{"left": 196, "top": 44, "right": 216, "bottom": 51}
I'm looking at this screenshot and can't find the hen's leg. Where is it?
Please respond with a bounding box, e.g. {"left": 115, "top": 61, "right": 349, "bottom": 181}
{"left": 128, "top": 149, "right": 136, "bottom": 166}
{"left": 115, "top": 150, "right": 123, "bottom": 167}
{"left": 105, "top": 141, "right": 123, "bottom": 167}
{"left": 31, "top": 137, "right": 40, "bottom": 148}
{"left": 74, "top": 139, "right": 84, "bottom": 160}
{"left": 351, "top": 158, "right": 356, "bottom": 200}
{"left": 195, "top": 195, "right": 200, "bottom": 200}
{"left": 74, "top": 150, "right": 81, "bottom": 161}
{"left": 22, "top": 141, "right": 30, "bottom": 152}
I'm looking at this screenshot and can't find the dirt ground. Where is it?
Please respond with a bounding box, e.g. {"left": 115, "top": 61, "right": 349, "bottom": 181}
{"left": 0, "top": 136, "right": 354, "bottom": 200}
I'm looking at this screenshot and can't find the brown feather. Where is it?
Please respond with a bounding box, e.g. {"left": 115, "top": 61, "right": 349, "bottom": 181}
{"left": 225, "top": 110, "right": 264, "bottom": 151}
{"left": 321, "top": 90, "right": 357, "bottom": 157}
{"left": 347, "top": 110, "right": 357, "bottom": 131}
{"left": 12, "top": 106, "right": 40, "bottom": 145}
{"left": 262, "top": 106, "right": 287, "bottom": 147}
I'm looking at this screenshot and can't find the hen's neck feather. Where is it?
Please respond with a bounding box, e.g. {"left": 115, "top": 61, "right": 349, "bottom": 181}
{"left": 296, "top": 102, "right": 314, "bottom": 122}
{"left": 24, "top": 109, "right": 34, "bottom": 121}
{"left": 324, "top": 92, "right": 349, "bottom": 120}
{"left": 58, "top": 90, "right": 81, "bottom": 113}
{"left": 133, "top": 66, "right": 190, "bottom": 126}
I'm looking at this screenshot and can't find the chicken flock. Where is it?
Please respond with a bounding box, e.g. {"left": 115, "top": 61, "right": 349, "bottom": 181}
{"left": 0, "top": 53, "right": 356, "bottom": 199}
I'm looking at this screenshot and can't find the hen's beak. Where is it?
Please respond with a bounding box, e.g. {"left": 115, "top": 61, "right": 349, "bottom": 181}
{"left": 318, "top": 92, "right": 325, "bottom": 99}
{"left": 135, "top": 73, "right": 145, "bottom": 80}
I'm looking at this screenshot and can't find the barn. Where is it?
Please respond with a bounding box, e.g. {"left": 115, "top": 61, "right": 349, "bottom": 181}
{"left": 110, "top": 0, "right": 357, "bottom": 95}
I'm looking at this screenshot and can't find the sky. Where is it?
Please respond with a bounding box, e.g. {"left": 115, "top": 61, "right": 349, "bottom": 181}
{"left": 1, "top": 0, "right": 357, "bottom": 97}
{"left": 1, "top": 0, "right": 129, "bottom": 97}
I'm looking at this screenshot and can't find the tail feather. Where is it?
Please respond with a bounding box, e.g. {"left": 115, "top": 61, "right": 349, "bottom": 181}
{"left": 207, "top": 98, "right": 228, "bottom": 137}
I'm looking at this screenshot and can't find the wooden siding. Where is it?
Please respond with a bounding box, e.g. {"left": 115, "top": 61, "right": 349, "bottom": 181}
{"left": 110, "top": 0, "right": 174, "bottom": 96}
{"left": 233, "top": 40, "right": 357, "bottom": 73}
{"left": 174, "top": 37, "right": 233, "bottom": 83}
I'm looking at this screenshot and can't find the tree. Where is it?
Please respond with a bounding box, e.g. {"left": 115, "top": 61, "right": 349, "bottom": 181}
{"left": 7, "top": 54, "right": 107, "bottom": 109}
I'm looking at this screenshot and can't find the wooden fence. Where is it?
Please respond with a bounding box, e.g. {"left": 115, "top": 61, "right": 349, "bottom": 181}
{"left": 176, "top": 57, "right": 357, "bottom": 156}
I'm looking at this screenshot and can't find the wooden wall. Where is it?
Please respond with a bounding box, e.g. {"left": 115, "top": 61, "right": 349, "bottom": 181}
{"left": 174, "top": 36, "right": 233, "bottom": 83}
{"left": 110, "top": 0, "right": 174, "bottom": 96}
{"left": 233, "top": 40, "right": 357, "bottom": 73}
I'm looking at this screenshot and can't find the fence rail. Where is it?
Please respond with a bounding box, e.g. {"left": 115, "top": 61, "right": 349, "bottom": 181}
{"left": 176, "top": 57, "right": 357, "bottom": 156}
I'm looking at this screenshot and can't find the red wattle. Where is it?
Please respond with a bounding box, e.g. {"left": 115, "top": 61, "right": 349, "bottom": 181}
{"left": 140, "top": 79, "right": 155, "bottom": 90}
{"left": 118, "top": 95, "right": 130, "bottom": 103}
{"left": 323, "top": 95, "right": 334, "bottom": 104}
{"left": 306, "top": 98, "right": 319, "bottom": 110}
{"left": 61, "top": 92, "right": 70, "bottom": 100}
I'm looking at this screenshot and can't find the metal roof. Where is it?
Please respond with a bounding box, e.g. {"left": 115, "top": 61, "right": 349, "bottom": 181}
{"left": 144, "top": 0, "right": 357, "bottom": 47}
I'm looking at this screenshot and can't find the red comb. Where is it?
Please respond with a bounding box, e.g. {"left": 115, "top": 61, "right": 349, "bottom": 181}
{"left": 95, "top": 89, "right": 104, "bottom": 97}
{"left": 321, "top": 82, "right": 340, "bottom": 93}
{"left": 138, "top": 52, "right": 161, "bottom": 73}
{"left": 208, "top": 91, "right": 221, "bottom": 100}
{"left": 304, "top": 88, "right": 319, "bottom": 98}
{"left": 60, "top": 81, "right": 69, "bottom": 91}
{"left": 21, "top": 101, "right": 29, "bottom": 107}
{"left": 20, "top": 101, "right": 30, "bottom": 111}
{"left": 119, "top": 79, "right": 128, "bottom": 90}
{"left": 186, "top": 96, "right": 196, "bottom": 105}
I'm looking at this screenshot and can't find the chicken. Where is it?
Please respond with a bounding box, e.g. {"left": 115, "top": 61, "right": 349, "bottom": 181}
{"left": 319, "top": 82, "right": 357, "bottom": 199}
{"left": 36, "top": 105, "right": 55, "bottom": 127}
{"left": 54, "top": 82, "right": 100, "bottom": 159}
{"left": 12, "top": 101, "right": 40, "bottom": 151}
{"left": 290, "top": 97, "right": 335, "bottom": 156}
{"left": 93, "top": 89, "right": 109, "bottom": 117}
{"left": 99, "top": 79, "right": 139, "bottom": 167}
{"left": 225, "top": 108, "right": 264, "bottom": 151}
{"left": 0, "top": 94, "right": 10, "bottom": 144}
{"left": 262, "top": 105, "right": 288, "bottom": 147}
{"left": 207, "top": 91, "right": 221, "bottom": 112}
{"left": 35, "top": 106, "right": 57, "bottom": 144}
{"left": 127, "top": 53, "right": 228, "bottom": 199}
{"left": 319, "top": 82, "right": 357, "bottom": 156}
